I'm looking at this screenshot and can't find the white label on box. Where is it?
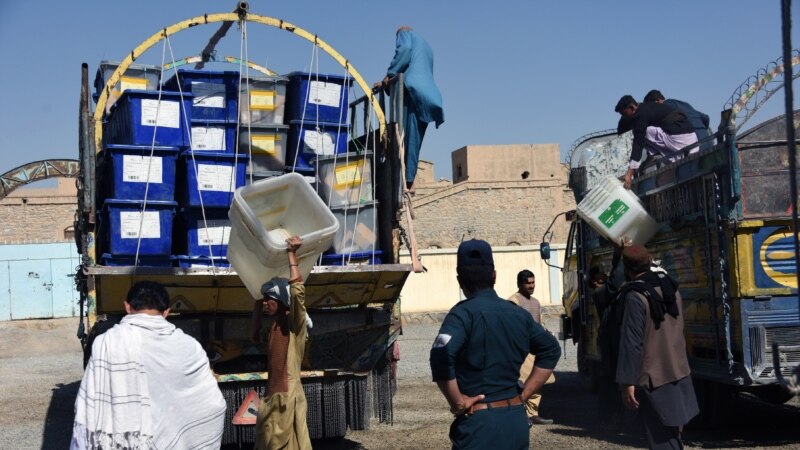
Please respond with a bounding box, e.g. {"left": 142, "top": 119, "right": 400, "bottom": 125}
{"left": 191, "top": 125, "right": 226, "bottom": 151}
{"left": 141, "top": 99, "right": 180, "bottom": 128}
{"left": 191, "top": 81, "right": 225, "bottom": 108}
{"left": 302, "top": 130, "right": 335, "bottom": 155}
{"left": 122, "top": 155, "right": 163, "bottom": 184}
{"left": 309, "top": 81, "right": 342, "bottom": 108}
{"left": 120, "top": 211, "right": 161, "bottom": 239}
{"left": 196, "top": 220, "right": 231, "bottom": 245}
{"left": 197, "top": 164, "right": 235, "bottom": 192}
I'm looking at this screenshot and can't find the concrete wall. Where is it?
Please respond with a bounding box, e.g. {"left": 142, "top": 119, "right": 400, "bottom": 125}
{"left": 451, "top": 144, "right": 563, "bottom": 184}
{"left": 399, "top": 244, "right": 565, "bottom": 314}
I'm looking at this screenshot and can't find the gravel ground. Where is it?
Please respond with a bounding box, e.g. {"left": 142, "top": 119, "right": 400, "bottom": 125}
{"left": 2, "top": 317, "right": 799, "bottom": 450}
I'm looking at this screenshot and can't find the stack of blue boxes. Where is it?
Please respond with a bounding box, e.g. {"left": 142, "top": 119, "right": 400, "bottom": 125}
{"left": 239, "top": 75, "right": 290, "bottom": 184}
{"left": 97, "top": 65, "right": 378, "bottom": 267}
{"left": 100, "top": 85, "right": 189, "bottom": 266}
{"left": 163, "top": 69, "right": 248, "bottom": 268}
{"left": 98, "top": 66, "right": 250, "bottom": 268}
{"left": 284, "top": 72, "right": 352, "bottom": 174}
{"left": 282, "top": 72, "right": 380, "bottom": 266}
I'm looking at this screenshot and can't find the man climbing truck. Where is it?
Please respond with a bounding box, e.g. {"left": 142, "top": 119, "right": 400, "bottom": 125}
{"left": 74, "top": 4, "right": 417, "bottom": 445}
{"left": 540, "top": 52, "right": 800, "bottom": 423}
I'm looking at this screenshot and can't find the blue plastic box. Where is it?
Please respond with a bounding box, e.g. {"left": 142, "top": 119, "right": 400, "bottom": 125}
{"left": 285, "top": 72, "right": 352, "bottom": 123}
{"left": 104, "top": 90, "right": 192, "bottom": 147}
{"left": 102, "top": 199, "right": 177, "bottom": 256}
{"left": 286, "top": 120, "right": 349, "bottom": 171}
{"left": 163, "top": 69, "right": 239, "bottom": 121}
{"left": 179, "top": 152, "right": 248, "bottom": 208}
{"left": 101, "top": 253, "right": 173, "bottom": 267}
{"left": 103, "top": 144, "right": 179, "bottom": 201}
{"left": 321, "top": 250, "right": 382, "bottom": 266}
{"left": 189, "top": 119, "right": 238, "bottom": 153}
{"left": 175, "top": 255, "right": 231, "bottom": 268}
{"left": 177, "top": 208, "right": 231, "bottom": 257}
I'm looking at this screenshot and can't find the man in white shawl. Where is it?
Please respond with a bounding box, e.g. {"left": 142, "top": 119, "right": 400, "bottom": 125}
{"left": 71, "top": 280, "right": 226, "bottom": 450}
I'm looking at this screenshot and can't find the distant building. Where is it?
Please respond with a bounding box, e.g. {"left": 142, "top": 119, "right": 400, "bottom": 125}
{"left": 403, "top": 144, "right": 574, "bottom": 249}
{"left": 0, "top": 178, "right": 77, "bottom": 244}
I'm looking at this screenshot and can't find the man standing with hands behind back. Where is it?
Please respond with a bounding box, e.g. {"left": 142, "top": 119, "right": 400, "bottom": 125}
{"left": 509, "top": 270, "right": 555, "bottom": 426}
{"left": 430, "top": 239, "right": 561, "bottom": 449}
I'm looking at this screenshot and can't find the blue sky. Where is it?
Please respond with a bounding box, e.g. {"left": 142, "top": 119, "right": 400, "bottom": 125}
{"left": 0, "top": 0, "right": 797, "bottom": 182}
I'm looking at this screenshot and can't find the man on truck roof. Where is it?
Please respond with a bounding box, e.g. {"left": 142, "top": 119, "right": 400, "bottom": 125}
{"left": 614, "top": 95, "right": 698, "bottom": 189}
{"left": 643, "top": 89, "right": 712, "bottom": 152}
{"left": 377, "top": 26, "right": 444, "bottom": 193}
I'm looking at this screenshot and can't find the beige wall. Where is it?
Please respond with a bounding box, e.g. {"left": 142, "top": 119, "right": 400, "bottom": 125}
{"left": 451, "top": 144, "right": 563, "bottom": 184}
{"left": 399, "top": 244, "right": 566, "bottom": 313}
{"left": 0, "top": 178, "right": 77, "bottom": 244}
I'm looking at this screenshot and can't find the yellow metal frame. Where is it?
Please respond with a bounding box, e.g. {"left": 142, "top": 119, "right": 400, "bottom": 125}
{"left": 93, "top": 12, "right": 386, "bottom": 154}
{"left": 162, "top": 55, "right": 277, "bottom": 76}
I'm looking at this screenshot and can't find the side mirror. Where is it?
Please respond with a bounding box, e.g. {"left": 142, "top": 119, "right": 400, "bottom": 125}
{"left": 539, "top": 242, "right": 551, "bottom": 261}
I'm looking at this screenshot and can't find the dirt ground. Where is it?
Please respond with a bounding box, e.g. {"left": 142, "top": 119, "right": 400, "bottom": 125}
{"left": 1, "top": 318, "right": 800, "bottom": 450}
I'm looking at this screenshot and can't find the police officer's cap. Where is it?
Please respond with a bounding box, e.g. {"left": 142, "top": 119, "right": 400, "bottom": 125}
{"left": 457, "top": 239, "right": 494, "bottom": 268}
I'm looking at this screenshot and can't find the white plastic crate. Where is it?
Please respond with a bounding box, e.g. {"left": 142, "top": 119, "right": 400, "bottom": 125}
{"left": 226, "top": 172, "right": 339, "bottom": 299}
{"left": 315, "top": 152, "right": 373, "bottom": 207}
{"left": 576, "top": 176, "right": 659, "bottom": 246}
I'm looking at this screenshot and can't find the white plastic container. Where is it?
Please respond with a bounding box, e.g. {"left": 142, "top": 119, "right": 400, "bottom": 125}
{"left": 576, "top": 176, "right": 659, "bottom": 246}
{"left": 226, "top": 172, "right": 339, "bottom": 298}
{"left": 238, "top": 125, "right": 289, "bottom": 172}
{"left": 239, "top": 75, "right": 288, "bottom": 126}
{"left": 315, "top": 152, "right": 373, "bottom": 207}
{"left": 328, "top": 200, "right": 378, "bottom": 254}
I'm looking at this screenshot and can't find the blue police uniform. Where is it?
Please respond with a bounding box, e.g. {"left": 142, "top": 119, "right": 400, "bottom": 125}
{"left": 430, "top": 287, "right": 561, "bottom": 450}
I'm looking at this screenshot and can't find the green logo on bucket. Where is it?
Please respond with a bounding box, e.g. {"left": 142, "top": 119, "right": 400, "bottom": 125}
{"left": 598, "top": 199, "right": 629, "bottom": 228}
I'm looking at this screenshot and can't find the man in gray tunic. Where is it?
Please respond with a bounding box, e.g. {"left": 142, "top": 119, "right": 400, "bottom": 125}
{"left": 616, "top": 245, "right": 699, "bottom": 449}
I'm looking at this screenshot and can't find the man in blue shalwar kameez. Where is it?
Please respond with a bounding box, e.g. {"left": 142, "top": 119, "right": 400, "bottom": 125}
{"left": 380, "top": 26, "right": 444, "bottom": 191}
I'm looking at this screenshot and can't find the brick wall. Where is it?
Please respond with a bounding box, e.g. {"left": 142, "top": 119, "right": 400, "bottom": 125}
{"left": 401, "top": 180, "right": 574, "bottom": 249}
{"left": 0, "top": 179, "right": 77, "bottom": 244}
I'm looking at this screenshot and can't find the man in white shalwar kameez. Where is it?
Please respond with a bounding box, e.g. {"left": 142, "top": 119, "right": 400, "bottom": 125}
{"left": 71, "top": 281, "right": 226, "bottom": 450}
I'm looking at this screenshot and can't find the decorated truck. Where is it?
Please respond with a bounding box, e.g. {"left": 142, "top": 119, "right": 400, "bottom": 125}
{"left": 540, "top": 51, "right": 800, "bottom": 421}
{"left": 73, "top": 3, "right": 419, "bottom": 444}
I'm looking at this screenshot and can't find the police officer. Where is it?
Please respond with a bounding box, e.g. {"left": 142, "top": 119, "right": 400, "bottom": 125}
{"left": 430, "top": 239, "right": 562, "bottom": 449}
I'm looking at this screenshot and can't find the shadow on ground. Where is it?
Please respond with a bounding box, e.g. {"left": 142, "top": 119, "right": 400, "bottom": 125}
{"left": 41, "top": 381, "right": 80, "bottom": 450}
{"left": 539, "top": 370, "right": 800, "bottom": 449}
